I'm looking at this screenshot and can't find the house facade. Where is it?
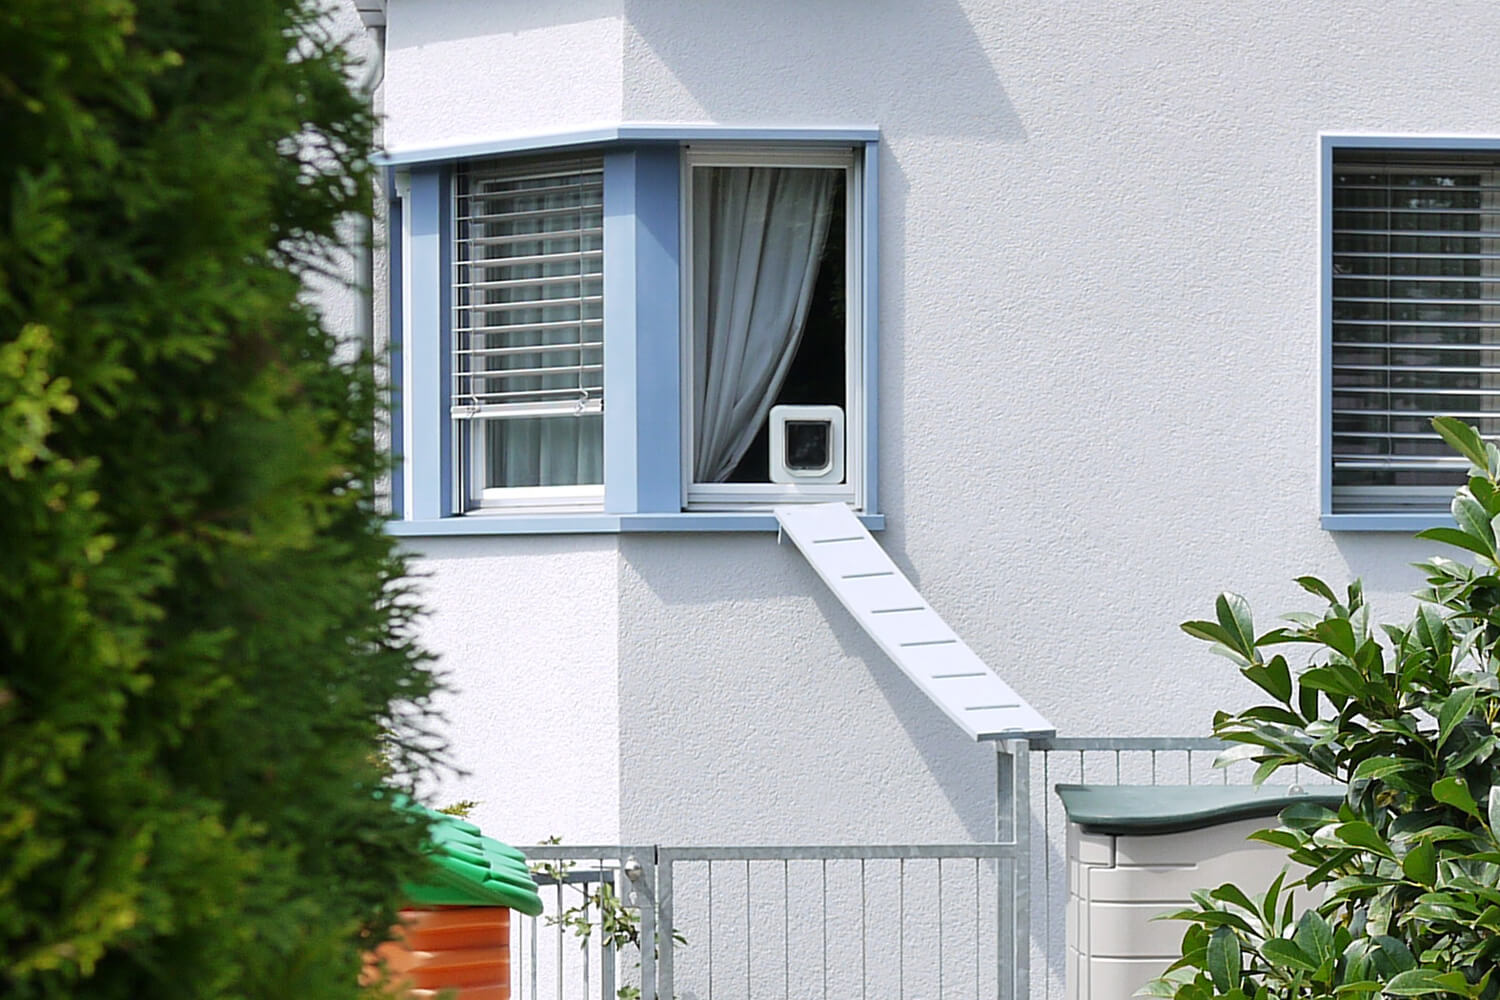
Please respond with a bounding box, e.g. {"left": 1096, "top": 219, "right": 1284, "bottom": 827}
{"left": 331, "top": 0, "right": 1500, "bottom": 850}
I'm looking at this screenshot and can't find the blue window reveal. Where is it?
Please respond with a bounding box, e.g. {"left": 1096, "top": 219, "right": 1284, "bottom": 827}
{"left": 381, "top": 126, "right": 882, "bottom": 536}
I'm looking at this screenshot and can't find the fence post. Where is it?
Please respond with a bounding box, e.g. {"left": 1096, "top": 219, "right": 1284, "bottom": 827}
{"left": 657, "top": 849, "right": 674, "bottom": 1000}
{"left": 625, "top": 848, "right": 656, "bottom": 1000}
{"left": 603, "top": 868, "right": 617, "bottom": 1000}
{"left": 996, "top": 739, "right": 1031, "bottom": 1000}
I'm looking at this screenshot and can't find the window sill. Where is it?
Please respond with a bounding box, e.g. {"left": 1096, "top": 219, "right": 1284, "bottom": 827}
{"left": 1321, "top": 513, "right": 1454, "bottom": 533}
{"left": 386, "top": 510, "right": 886, "bottom": 537}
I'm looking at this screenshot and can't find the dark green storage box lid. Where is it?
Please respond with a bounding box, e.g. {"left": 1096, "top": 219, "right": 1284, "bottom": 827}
{"left": 1055, "top": 784, "right": 1345, "bottom": 836}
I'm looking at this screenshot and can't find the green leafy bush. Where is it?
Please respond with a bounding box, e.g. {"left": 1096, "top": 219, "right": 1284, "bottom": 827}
{"left": 1153, "top": 417, "right": 1500, "bottom": 1000}
{"left": 0, "top": 1, "right": 442, "bottom": 997}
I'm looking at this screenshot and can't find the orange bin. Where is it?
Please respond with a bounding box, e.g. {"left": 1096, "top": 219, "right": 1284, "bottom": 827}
{"left": 375, "top": 907, "right": 512, "bottom": 1000}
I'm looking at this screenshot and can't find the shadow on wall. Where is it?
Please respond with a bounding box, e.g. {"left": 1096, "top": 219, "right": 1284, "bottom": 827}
{"left": 620, "top": 0, "right": 1030, "bottom": 541}
{"left": 1327, "top": 529, "right": 1451, "bottom": 608}
{"left": 622, "top": 534, "right": 998, "bottom": 843}
{"left": 390, "top": 0, "right": 620, "bottom": 48}
{"left": 806, "top": 581, "right": 999, "bottom": 843}
{"left": 622, "top": 0, "right": 1027, "bottom": 143}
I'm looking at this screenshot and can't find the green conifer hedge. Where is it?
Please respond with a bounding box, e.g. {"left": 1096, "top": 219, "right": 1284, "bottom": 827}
{"left": 0, "top": 1, "right": 443, "bottom": 996}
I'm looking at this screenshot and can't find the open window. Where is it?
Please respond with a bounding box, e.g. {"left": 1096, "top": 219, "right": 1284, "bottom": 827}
{"left": 682, "top": 146, "right": 863, "bottom": 509}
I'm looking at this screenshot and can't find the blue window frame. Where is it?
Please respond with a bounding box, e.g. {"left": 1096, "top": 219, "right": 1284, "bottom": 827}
{"left": 381, "top": 126, "right": 883, "bottom": 535}
{"left": 1322, "top": 134, "right": 1500, "bottom": 532}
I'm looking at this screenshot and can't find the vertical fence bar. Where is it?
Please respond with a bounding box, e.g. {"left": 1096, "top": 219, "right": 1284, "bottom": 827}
{"left": 708, "top": 860, "right": 715, "bottom": 1000}
{"left": 658, "top": 850, "right": 674, "bottom": 1000}
{"left": 583, "top": 870, "right": 591, "bottom": 1000}
{"left": 975, "top": 857, "right": 981, "bottom": 1000}
{"left": 822, "top": 859, "right": 830, "bottom": 1000}
{"left": 530, "top": 909, "right": 538, "bottom": 1000}
{"left": 860, "top": 859, "right": 868, "bottom": 1000}
{"left": 787, "top": 860, "right": 793, "bottom": 1000}
{"left": 1013, "top": 739, "right": 1032, "bottom": 1000}
{"left": 996, "top": 743, "right": 1017, "bottom": 1000}
{"left": 1042, "top": 746, "right": 1053, "bottom": 1000}
{"left": 938, "top": 858, "right": 945, "bottom": 999}
{"left": 600, "top": 858, "right": 616, "bottom": 1000}
{"left": 898, "top": 859, "right": 905, "bottom": 999}
{"left": 522, "top": 917, "right": 534, "bottom": 1000}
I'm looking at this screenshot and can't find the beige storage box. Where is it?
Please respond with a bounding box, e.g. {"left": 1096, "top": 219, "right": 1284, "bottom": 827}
{"left": 1057, "top": 784, "right": 1341, "bottom": 1000}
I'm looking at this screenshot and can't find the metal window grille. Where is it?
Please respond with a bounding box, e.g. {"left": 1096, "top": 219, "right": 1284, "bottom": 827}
{"left": 1332, "top": 149, "right": 1500, "bottom": 513}
{"left": 452, "top": 157, "right": 604, "bottom": 422}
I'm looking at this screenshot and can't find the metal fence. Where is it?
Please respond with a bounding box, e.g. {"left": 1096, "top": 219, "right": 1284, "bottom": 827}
{"left": 516, "top": 841, "right": 1025, "bottom": 1000}
{"left": 515, "top": 844, "right": 655, "bottom": 1000}
{"left": 511, "top": 738, "right": 1334, "bottom": 1000}
{"left": 655, "top": 843, "right": 1023, "bottom": 1000}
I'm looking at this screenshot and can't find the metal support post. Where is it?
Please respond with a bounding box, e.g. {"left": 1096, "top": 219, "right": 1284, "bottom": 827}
{"left": 997, "top": 739, "right": 1032, "bottom": 1000}
{"left": 625, "top": 849, "right": 657, "bottom": 1000}
{"left": 657, "top": 849, "right": 675, "bottom": 1000}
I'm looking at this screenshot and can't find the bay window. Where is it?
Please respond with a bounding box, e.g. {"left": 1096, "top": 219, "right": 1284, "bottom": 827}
{"left": 384, "top": 126, "right": 879, "bottom": 534}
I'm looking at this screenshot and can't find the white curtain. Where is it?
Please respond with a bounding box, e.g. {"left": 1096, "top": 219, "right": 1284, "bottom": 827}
{"left": 692, "top": 166, "right": 836, "bottom": 483}
{"left": 486, "top": 415, "right": 602, "bottom": 488}
{"left": 481, "top": 297, "right": 604, "bottom": 488}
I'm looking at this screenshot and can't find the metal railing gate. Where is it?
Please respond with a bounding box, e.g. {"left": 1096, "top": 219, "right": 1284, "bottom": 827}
{"left": 517, "top": 742, "right": 1032, "bottom": 1000}
{"left": 512, "top": 738, "right": 1306, "bottom": 1000}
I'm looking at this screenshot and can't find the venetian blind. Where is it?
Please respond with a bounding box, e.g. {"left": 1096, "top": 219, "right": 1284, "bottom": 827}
{"left": 452, "top": 158, "right": 604, "bottom": 422}
{"left": 1332, "top": 150, "right": 1500, "bottom": 513}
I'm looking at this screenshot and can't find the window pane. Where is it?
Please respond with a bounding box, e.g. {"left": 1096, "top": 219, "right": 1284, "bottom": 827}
{"left": 453, "top": 157, "right": 604, "bottom": 505}
{"left": 690, "top": 164, "right": 847, "bottom": 484}
{"left": 484, "top": 416, "right": 603, "bottom": 488}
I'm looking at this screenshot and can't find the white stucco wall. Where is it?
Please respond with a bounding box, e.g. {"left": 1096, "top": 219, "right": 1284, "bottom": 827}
{"left": 303, "top": 0, "right": 374, "bottom": 357}
{"left": 378, "top": 0, "right": 1498, "bottom": 844}
{"left": 617, "top": 535, "right": 998, "bottom": 844}
{"left": 615, "top": 0, "right": 1492, "bottom": 736}
{"left": 382, "top": 0, "right": 625, "bottom": 152}
{"left": 404, "top": 536, "right": 621, "bottom": 843}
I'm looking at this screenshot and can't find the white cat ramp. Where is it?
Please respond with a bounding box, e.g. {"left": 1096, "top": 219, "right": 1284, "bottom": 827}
{"left": 776, "top": 503, "right": 1054, "bottom": 742}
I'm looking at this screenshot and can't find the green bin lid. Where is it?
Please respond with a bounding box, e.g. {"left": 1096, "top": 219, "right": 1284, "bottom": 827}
{"left": 399, "top": 803, "right": 545, "bottom": 916}
{"left": 1054, "top": 784, "right": 1345, "bottom": 836}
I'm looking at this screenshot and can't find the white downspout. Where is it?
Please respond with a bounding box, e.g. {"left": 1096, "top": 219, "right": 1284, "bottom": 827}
{"left": 353, "top": 0, "right": 391, "bottom": 510}
{"left": 354, "top": 0, "right": 386, "bottom": 361}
